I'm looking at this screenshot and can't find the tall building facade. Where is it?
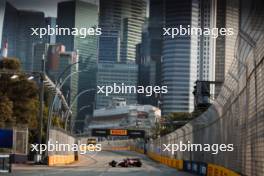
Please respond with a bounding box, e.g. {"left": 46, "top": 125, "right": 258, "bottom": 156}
{"left": 45, "top": 17, "right": 56, "bottom": 44}
{"left": 33, "top": 43, "right": 49, "bottom": 71}
{"left": 1, "top": 2, "right": 18, "bottom": 58}
{"left": 99, "top": 0, "right": 146, "bottom": 63}
{"left": 137, "top": 0, "right": 164, "bottom": 106}
{"left": 215, "top": 0, "right": 239, "bottom": 97}
{"left": 58, "top": 52, "right": 79, "bottom": 121}
{"left": 1, "top": 2, "right": 45, "bottom": 71}
{"left": 46, "top": 44, "right": 79, "bottom": 122}
{"left": 0, "top": 0, "right": 5, "bottom": 49}
{"left": 98, "top": 31, "right": 120, "bottom": 62}
{"left": 57, "top": 0, "right": 99, "bottom": 131}
{"left": 96, "top": 62, "right": 138, "bottom": 109}
{"left": 161, "top": 0, "right": 199, "bottom": 114}
{"left": 16, "top": 11, "right": 45, "bottom": 71}
{"left": 197, "top": 0, "right": 216, "bottom": 82}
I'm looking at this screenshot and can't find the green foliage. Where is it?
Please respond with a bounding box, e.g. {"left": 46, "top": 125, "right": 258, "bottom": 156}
{"left": 0, "top": 58, "right": 39, "bottom": 129}
{"left": 41, "top": 90, "right": 65, "bottom": 142}
{"left": 0, "top": 58, "right": 66, "bottom": 144}
{"left": 151, "top": 112, "right": 192, "bottom": 138}
{"left": 0, "top": 96, "right": 13, "bottom": 127}
{"left": 166, "top": 112, "right": 191, "bottom": 121}
{"left": 52, "top": 116, "right": 65, "bottom": 129}
{"left": 0, "top": 58, "right": 21, "bottom": 70}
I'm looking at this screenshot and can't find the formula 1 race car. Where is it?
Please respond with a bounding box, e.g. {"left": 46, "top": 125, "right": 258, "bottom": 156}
{"left": 109, "top": 158, "right": 142, "bottom": 167}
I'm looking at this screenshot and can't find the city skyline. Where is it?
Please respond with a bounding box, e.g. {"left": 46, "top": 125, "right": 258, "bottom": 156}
{"left": 0, "top": 0, "right": 241, "bottom": 129}
{"left": 6, "top": 0, "right": 148, "bottom": 17}
{"left": 6, "top": 0, "right": 99, "bottom": 17}
{"left": 0, "top": 0, "right": 263, "bottom": 175}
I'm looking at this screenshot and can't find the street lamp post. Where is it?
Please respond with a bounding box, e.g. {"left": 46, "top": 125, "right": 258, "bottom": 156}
{"left": 45, "top": 54, "right": 95, "bottom": 160}
{"left": 78, "top": 105, "right": 92, "bottom": 113}
{"left": 47, "top": 53, "right": 94, "bottom": 126}
{"left": 38, "top": 56, "right": 45, "bottom": 145}
{"left": 64, "top": 89, "right": 95, "bottom": 132}
{"left": 46, "top": 54, "right": 94, "bottom": 144}
{"left": 46, "top": 61, "right": 81, "bottom": 137}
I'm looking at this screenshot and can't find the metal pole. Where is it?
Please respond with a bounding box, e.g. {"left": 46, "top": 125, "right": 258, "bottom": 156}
{"left": 45, "top": 54, "right": 93, "bottom": 158}
{"left": 45, "top": 61, "right": 80, "bottom": 157}
{"left": 38, "top": 55, "right": 45, "bottom": 145}
{"left": 78, "top": 105, "right": 91, "bottom": 113}
{"left": 64, "top": 89, "right": 95, "bottom": 132}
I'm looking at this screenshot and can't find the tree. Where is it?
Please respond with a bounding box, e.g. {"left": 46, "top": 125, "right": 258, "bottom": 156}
{"left": 0, "top": 96, "right": 13, "bottom": 127}
{"left": 0, "top": 57, "right": 21, "bottom": 70}
{"left": 151, "top": 112, "right": 192, "bottom": 137}
{"left": 0, "top": 58, "right": 39, "bottom": 128}
{"left": 0, "top": 58, "right": 67, "bottom": 144}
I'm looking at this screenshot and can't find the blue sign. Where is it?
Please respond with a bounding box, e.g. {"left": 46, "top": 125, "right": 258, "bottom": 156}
{"left": 0, "top": 129, "right": 13, "bottom": 148}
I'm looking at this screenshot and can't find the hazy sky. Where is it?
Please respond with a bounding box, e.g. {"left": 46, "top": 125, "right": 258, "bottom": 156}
{"left": 7, "top": 0, "right": 149, "bottom": 17}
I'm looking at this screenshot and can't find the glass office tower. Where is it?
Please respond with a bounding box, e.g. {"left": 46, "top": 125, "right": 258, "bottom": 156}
{"left": 162, "top": 0, "right": 199, "bottom": 114}
{"left": 0, "top": 0, "right": 5, "bottom": 49}
{"left": 215, "top": 0, "right": 239, "bottom": 97}
{"left": 96, "top": 62, "right": 138, "bottom": 109}
{"left": 57, "top": 0, "right": 99, "bottom": 132}
{"left": 99, "top": 0, "right": 146, "bottom": 63}
{"left": 1, "top": 2, "right": 45, "bottom": 71}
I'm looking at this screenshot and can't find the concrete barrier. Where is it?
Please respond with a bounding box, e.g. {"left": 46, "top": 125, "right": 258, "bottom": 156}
{"left": 146, "top": 151, "right": 183, "bottom": 170}
{"left": 48, "top": 155, "right": 76, "bottom": 166}
{"left": 47, "top": 128, "right": 79, "bottom": 166}
{"left": 132, "top": 147, "right": 239, "bottom": 176}
{"left": 103, "top": 146, "right": 130, "bottom": 151}
{"left": 207, "top": 164, "right": 241, "bottom": 176}
{"left": 103, "top": 141, "right": 241, "bottom": 176}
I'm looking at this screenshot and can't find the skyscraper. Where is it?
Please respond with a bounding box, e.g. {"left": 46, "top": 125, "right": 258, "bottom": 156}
{"left": 215, "top": 0, "right": 239, "bottom": 97}
{"left": 33, "top": 43, "right": 49, "bottom": 71}
{"left": 197, "top": 0, "right": 216, "bottom": 82}
{"left": 96, "top": 62, "right": 138, "bottom": 109}
{"left": 57, "top": 0, "right": 99, "bottom": 131}
{"left": 1, "top": 2, "right": 18, "bottom": 58}
{"left": 0, "top": 0, "right": 6, "bottom": 49}
{"left": 99, "top": 0, "right": 146, "bottom": 63}
{"left": 137, "top": 0, "right": 164, "bottom": 106}
{"left": 161, "top": 0, "right": 199, "bottom": 114}
{"left": 45, "top": 17, "right": 56, "bottom": 44}
{"left": 16, "top": 10, "right": 45, "bottom": 71}
{"left": 45, "top": 44, "right": 79, "bottom": 124}
{"left": 98, "top": 31, "right": 120, "bottom": 62}
{"left": 1, "top": 2, "right": 45, "bottom": 71}
{"left": 58, "top": 51, "right": 79, "bottom": 122}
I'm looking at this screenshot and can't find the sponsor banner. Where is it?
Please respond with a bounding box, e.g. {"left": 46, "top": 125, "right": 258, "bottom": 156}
{"left": 91, "top": 129, "right": 145, "bottom": 138}
{"left": 0, "top": 129, "right": 13, "bottom": 148}
{"left": 110, "top": 129, "right": 127, "bottom": 136}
